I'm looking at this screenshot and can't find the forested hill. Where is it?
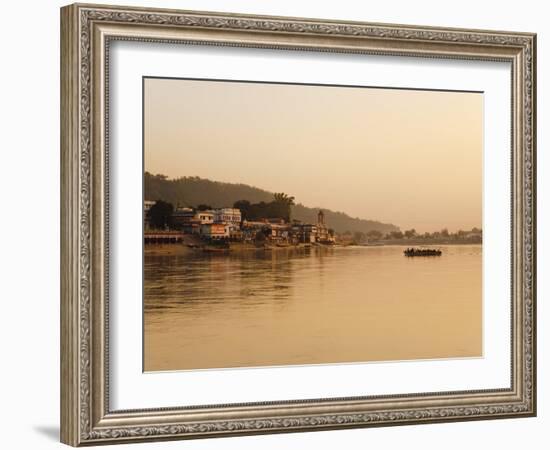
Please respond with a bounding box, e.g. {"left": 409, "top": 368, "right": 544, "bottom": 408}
{"left": 144, "top": 172, "right": 399, "bottom": 234}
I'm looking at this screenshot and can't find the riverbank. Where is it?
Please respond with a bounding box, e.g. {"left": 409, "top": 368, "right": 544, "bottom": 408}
{"left": 144, "top": 234, "right": 481, "bottom": 255}
{"left": 362, "top": 238, "right": 481, "bottom": 246}
{"left": 144, "top": 243, "right": 194, "bottom": 255}
{"left": 228, "top": 242, "right": 332, "bottom": 252}
{"left": 144, "top": 238, "right": 348, "bottom": 255}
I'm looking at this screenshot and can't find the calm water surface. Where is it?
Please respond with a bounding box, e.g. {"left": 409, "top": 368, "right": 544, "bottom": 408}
{"left": 144, "top": 245, "right": 481, "bottom": 371}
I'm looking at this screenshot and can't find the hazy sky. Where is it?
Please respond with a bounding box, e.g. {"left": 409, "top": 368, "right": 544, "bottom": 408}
{"left": 144, "top": 78, "right": 482, "bottom": 233}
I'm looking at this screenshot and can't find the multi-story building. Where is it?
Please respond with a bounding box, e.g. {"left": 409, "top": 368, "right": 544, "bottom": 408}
{"left": 165, "top": 205, "right": 336, "bottom": 245}
{"left": 288, "top": 211, "right": 334, "bottom": 244}
{"left": 302, "top": 224, "right": 318, "bottom": 243}
{"left": 143, "top": 200, "right": 156, "bottom": 213}
{"left": 143, "top": 200, "right": 156, "bottom": 230}
{"left": 214, "top": 208, "right": 242, "bottom": 228}
{"left": 172, "top": 208, "right": 215, "bottom": 233}
{"left": 171, "top": 207, "right": 195, "bottom": 228}
{"left": 241, "top": 220, "right": 269, "bottom": 242}
{"left": 288, "top": 222, "right": 314, "bottom": 243}
{"left": 229, "top": 229, "right": 244, "bottom": 241}
{"left": 268, "top": 223, "right": 291, "bottom": 242}
{"left": 196, "top": 211, "right": 214, "bottom": 224}
{"left": 200, "top": 223, "right": 229, "bottom": 239}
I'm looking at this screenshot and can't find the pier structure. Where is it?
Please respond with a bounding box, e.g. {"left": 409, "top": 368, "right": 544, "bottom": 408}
{"left": 144, "top": 231, "right": 185, "bottom": 244}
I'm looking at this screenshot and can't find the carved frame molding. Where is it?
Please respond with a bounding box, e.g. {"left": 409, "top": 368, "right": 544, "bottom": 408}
{"left": 61, "top": 3, "right": 536, "bottom": 446}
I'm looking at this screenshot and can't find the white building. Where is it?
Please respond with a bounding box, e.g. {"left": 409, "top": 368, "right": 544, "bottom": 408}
{"left": 196, "top": 211, "right": 214, "bottom": 223}
{"left": 214, "top": 208, "right": 242, "bottom": 227}
{"left": 144, "top": 200, "right": 155, "bottom": 212}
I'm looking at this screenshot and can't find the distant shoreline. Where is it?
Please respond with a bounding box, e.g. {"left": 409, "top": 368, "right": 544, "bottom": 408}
{"left": 368, "top": 238, "right": 482, "bottom": 246}
{"left": 144, "top": 240, "right": 481, "bottom": 256}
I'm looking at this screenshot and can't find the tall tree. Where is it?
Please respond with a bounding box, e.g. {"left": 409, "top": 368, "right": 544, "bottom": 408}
{"left": 234, "top": 200, "right": 251, "bottom": 220}
{"left": 272, "top": 192, "right": 295, "bottom": 222}
{"left": 147, "top": 200, "right": 174, "bottom": 230}
{"left": 389, "top": 230, "right": 404, "bottom": 240}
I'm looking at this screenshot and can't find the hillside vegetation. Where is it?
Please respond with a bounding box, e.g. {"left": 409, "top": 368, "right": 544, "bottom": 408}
{"left": 144, "top": 172, "right": 399, "bottom": 234}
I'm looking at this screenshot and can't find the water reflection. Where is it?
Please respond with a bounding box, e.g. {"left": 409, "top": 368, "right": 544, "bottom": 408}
{"left": 144, "top": 245, "right": 482, "bottom": 371}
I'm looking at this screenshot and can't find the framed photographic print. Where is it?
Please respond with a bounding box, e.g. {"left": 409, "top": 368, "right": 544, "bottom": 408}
{"left": 60, "top": 3, "right": 537, "bottom": 446}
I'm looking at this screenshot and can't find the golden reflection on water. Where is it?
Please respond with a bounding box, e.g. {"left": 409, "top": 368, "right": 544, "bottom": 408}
{"left": 144, "top": 245, "right": 482, "bottom": 371}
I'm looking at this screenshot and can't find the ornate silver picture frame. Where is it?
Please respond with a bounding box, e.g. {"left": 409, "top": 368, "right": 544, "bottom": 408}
{"left": 61, "top": 3, "right": 536, "bottom": 446}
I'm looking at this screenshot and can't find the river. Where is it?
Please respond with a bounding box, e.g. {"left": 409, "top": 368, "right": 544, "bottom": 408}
{"left": 144, "top": 244, "right": 481, "bottom": 371}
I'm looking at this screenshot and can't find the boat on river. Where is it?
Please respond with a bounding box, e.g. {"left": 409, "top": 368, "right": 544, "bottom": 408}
{"left": 404, "top": 247, "right": 442, "bottom": 257}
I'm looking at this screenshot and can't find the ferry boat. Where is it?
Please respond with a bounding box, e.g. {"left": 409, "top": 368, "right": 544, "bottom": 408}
{"left": 403, "top": 247, "right": 442, "bottom": 257}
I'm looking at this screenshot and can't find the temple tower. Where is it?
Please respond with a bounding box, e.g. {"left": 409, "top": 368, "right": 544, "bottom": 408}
{"left": 317, "top": 210, "right": 325, "bottom": 225}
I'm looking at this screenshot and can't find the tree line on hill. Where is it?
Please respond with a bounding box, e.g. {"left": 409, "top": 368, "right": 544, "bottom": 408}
{"left": 234, "top": 193, "right": 295, "bottom": 222}
{"left": 144, "top": 172, "right": 399, "bottom": 234}
{"left": 146, "top": 194, "right": 296, "bottom": 229}
{"left": 350, "top": 227, "right": 482, "bottom": 244}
